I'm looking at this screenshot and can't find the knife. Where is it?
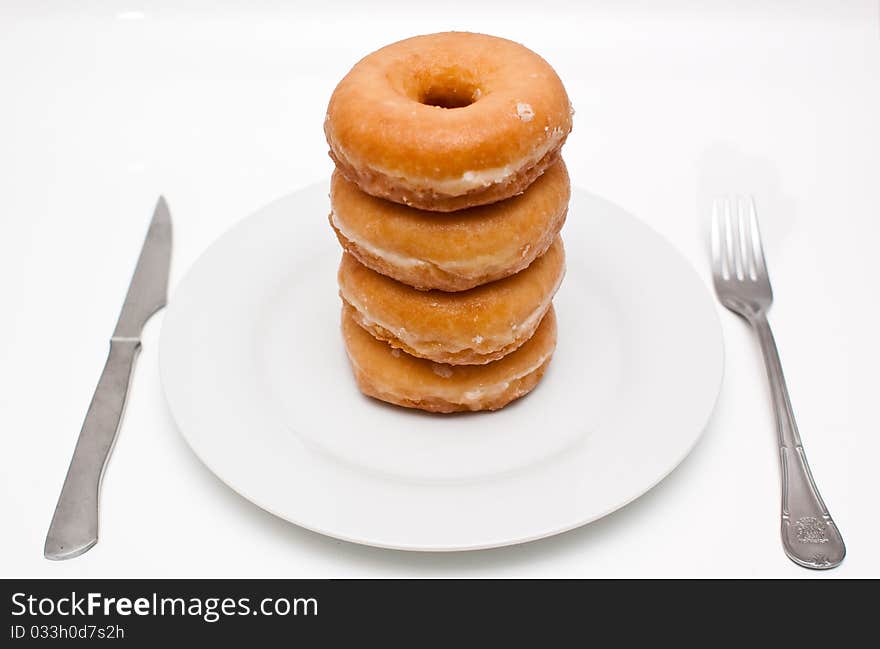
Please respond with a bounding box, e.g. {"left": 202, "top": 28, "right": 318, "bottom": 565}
{"left": 44, "top": 197, "right": 172, "bottom": 560}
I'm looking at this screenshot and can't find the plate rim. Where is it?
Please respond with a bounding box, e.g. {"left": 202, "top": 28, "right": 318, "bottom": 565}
{"left": 159, "top": 182, "right": 724, "bottom": 551}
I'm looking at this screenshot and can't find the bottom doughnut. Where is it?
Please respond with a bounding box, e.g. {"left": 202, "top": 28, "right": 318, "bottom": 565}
{"left": 341, "top": 303, "right": 557, "bottom": 413}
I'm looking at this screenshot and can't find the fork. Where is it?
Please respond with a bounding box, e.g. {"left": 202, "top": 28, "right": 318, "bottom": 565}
{"left": 711, "top": 196, "right": 845, "bottom": 569}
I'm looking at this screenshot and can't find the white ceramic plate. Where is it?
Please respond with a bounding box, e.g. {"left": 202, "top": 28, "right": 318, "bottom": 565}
{"left": 159, "top": 183, "right": 723, "bottom": 551}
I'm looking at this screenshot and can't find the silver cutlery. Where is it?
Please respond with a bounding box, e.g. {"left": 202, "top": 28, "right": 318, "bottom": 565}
{"left": 44, "top": 197, "right": 172, "bottom": 560}
{"left": 711, "top": 196, "right": 844, "bottom": 569}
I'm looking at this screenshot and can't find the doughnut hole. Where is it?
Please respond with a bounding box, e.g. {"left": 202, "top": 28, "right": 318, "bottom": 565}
{"left": 420, "top": 88, "right": 474, "bottom": 108}
{"left": 419, "top": 82, "right": 480, "bottom": 108}
{"left": 411, "top": 67, "right": 483, "bottom": 109}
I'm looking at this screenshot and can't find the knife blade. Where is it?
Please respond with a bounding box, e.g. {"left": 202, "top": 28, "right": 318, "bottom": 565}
{"left": 44, "top": 197, "right": 173, "bottom": 560}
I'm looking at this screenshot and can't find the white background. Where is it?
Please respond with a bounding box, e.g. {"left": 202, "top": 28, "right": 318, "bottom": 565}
{"left": 1, "top": 0, "right": 878, "bottom": 578}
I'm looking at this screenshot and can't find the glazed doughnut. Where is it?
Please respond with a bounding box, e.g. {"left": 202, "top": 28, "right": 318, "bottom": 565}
{"left": 342, "top": 303, "right": 557, "bottom": 413}
{"left": 325, "top": 32, "right": 573, "bottom": 211}
{"left": 338, "top": 238, "right": 565, "bottom": 365}
{"left": 330, "top": 160, "right": 569, "bottom": 292}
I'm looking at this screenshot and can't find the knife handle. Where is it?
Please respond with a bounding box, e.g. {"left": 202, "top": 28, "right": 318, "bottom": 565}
{"left": 44, "top": 338, "right": 141, "bottom": 560}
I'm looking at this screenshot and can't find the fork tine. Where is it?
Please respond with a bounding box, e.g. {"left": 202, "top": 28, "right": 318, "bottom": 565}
{"left": 717, "top": 197, "right": 733, "bottom": 280}
{"left": 723, "top": 196, "right": 741, "bottom": 280}
{"left": 736, "top": 196, "right": 755, "bottom": 280}
{"left": 739, "top": 196, "right": 757, "bottom": 280}
{"left": 748, "top": 196, "right": 768, "bottom": 280}
{"left": 711, "top": 198, "right": 724, "bottom": 279}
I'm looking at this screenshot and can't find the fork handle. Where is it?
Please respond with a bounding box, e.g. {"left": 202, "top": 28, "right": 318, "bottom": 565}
{"left": 752, "top": 314, "right": 845, "bottom": 569}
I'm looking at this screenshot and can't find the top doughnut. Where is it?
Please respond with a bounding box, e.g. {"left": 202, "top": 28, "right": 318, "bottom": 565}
{"left": 324, "top": 32, "right": 573, "bottom": 212}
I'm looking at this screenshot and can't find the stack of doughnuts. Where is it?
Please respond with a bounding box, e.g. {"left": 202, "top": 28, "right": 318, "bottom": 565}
{"left": 324, "top": 32, "right": 572, "bottom": 413}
